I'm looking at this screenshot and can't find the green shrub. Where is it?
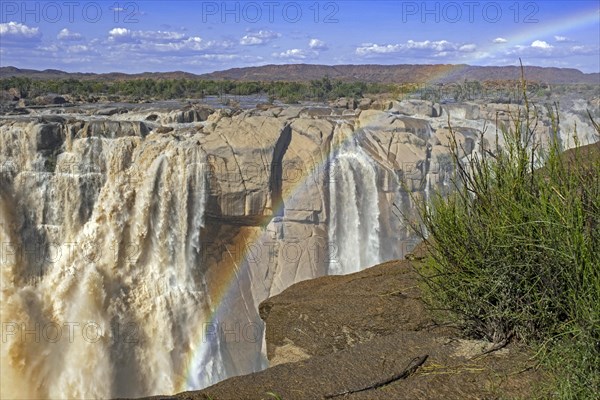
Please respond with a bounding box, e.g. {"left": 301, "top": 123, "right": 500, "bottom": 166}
{"left": 417, "top": 73, "right": 599, "bottom": 398}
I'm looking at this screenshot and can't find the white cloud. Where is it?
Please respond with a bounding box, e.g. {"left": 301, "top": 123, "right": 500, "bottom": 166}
{"left": 106, "top": 32, "right": 234, "bottom": 56}
{"left": 531, "top": 40, "right": 553, "bottom": 49}
{"left": 240, "top": 36, "right": 262, "bottom": 45}
{"left": 194, "top": 54, "right": 239, "bottom": 61}
{"left": 240, "top": 30, "right": 281, "bottom": 45}
{"left": 0, "top": 22, "right": 41, "bottom": 39}
{"left": 39, "top": 44, "right": 60, "bottom": 52}
{"left": 554, "top": 35, "right": 571, "bottom": 42}
{"left": 108, "top": 28, "right": 186, "bottom": 42}
{"left": 355, "top": 43, "right": 401, "bottom": 55}
{"left": 568, "top": 45, "right": 598, "bottom": 55}
{"left": 493, "top": 37, "right": 508, "bottom": 44}
{"left": 356, "top": 40, "right": 469, "bottom": 56}
{"left": 109, "top": 27, "right": 131, "bottom": 37}
{"left": 66, "top": 45, "right": 92, "bottom": 53}
{"left": 309, "top": 38, "right": 328, "bottom": 50}
{"left": 138, "top": 31, "right": 186, "bottom": 40}
{"left": 273, "top": 48, "right": 317, "bottom": 60}
{"left": 459, "top": 44, "right": 477, "bottom": 52}
{"left": 152, "top": 37, "right": 213, "bottom": 51}
{"left": 406, "top": 40, "right": 454, "bottom": 51}
{"left": 504, "top": 41, "right": 598, "bottom": 59}
{"left": 105, "top": 27, "right": 231, "bottom": 57}
{"left": 57, "top": 28, "right": 83, "bottom": 41}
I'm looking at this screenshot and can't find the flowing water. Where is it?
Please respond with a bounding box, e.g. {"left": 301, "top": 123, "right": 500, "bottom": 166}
{"left": 328, "top": 139, "right": 381, "bottom": 275}
{"left": 0, "top": 130, "right": 232, "bottom": 398}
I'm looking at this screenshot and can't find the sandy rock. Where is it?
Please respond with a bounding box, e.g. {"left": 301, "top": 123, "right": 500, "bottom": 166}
{"left": 300, "top": 107, "right": 333, "bottom": 118}
{"left": 390, "top": 99, "right": 438, "bottom": 117}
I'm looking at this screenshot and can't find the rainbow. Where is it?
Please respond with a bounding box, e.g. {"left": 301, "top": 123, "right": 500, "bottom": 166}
{"left": 180, "top": 133, "right": 334, "bottom": 390}
{"left": 465, "top": 5, "right": 600, "bottom": 69}
{"left": 179, "top": 4, "right": 599, "bottom": 390}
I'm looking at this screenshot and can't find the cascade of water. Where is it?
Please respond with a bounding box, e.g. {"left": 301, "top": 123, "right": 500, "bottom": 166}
{"left": 0, "top": 136, "right": 225, "bottom": 398}
{"left": 328, "top": 139, "right": 380, "bottom": 275}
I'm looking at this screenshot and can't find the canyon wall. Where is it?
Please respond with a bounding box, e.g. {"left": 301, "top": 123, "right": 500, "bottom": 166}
{"left": 0, "top": 99, "right": 597, "bottom": 398}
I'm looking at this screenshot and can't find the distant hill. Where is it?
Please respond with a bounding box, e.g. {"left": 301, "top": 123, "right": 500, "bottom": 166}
{"left": 0, "top": 67, "right": 199, "bottom": 81}
{"left": 1, "top": 64, "right": 598, "bottom": 84}
{"left": 198, "top": 64, "right": 600, "bottom": 84}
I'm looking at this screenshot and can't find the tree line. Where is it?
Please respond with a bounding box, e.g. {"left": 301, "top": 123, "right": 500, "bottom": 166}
{"left": 2, "top": 76, "right": 593, "bottom": 104}
{"left": 0, "top": 76, "right": 400, "bottom": 103}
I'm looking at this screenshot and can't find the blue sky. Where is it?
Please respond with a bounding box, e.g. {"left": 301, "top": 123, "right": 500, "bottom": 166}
{"left": 1, "top": 1, "right": 599, "bottom": 73}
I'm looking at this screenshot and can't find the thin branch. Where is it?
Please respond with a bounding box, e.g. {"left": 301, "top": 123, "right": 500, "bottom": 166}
{"left": 323, "top": 355, "right": 429, "bottom": 398}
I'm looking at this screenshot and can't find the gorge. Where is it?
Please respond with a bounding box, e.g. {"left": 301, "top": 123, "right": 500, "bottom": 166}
{"left": 1, "top": 97, "right": 598, "bottom": 399}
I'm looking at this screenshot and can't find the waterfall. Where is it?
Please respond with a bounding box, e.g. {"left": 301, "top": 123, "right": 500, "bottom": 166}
{"left": 328, "top": 139, "right": 380, "bottom": 275}
{"left": 186, "top": 313, "right": 228, "bottom": 390}
{"left": 0, "top": 133, "right": 228, "bottom": 398}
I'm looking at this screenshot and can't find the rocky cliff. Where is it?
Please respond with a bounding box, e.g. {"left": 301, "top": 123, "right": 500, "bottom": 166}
{"left": 0, "top": 98, "right": 596, "bottom": 398}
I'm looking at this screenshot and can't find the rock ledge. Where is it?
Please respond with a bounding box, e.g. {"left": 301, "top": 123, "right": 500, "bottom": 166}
{"left": 149, "top": 257, "right": 548, "bottom": 400}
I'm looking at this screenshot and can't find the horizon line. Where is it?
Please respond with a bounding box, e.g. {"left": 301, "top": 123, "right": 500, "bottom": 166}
{"left": 1, "top": 62, "right": 598, "bottom": 78}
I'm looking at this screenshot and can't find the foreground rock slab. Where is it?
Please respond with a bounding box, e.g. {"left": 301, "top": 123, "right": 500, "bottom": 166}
{"left": 143, "top": 259, "right": 548, "bottom": 400}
